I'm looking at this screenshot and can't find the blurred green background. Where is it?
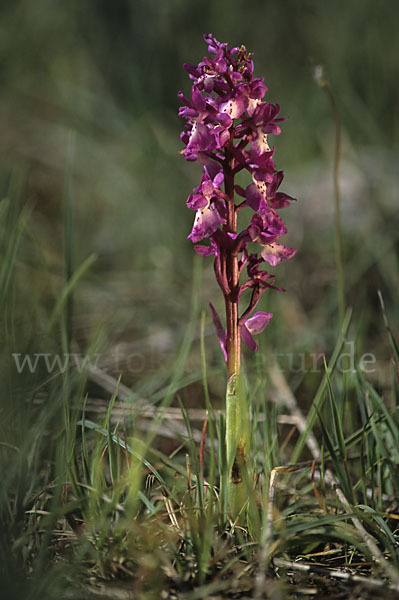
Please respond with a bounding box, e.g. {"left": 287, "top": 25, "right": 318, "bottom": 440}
{"left": 0, "top": 0, "right": 398, "bottom": 384}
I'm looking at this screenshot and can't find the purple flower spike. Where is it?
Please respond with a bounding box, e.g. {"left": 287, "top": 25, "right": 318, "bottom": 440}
{"left": 179, "top": 35, "right": 297, "bottom": 361}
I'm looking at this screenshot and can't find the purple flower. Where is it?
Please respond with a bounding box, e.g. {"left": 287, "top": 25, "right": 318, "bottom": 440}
{"left": 187, "top": 168, "right": 226, "bottom": 243}
{"left": 185, "top": 122, "right": 214, "bottom": 159}
{"left": 188, "top": 204, "right": 221, "bottom": 243}
{"left": 219, "top": 94, "right": 249, "bottom": 120}
{"left": 261, "top": 242, "right": 296, "bottom": 266}
{"left": 187, "top": 169, "right": 224, "bottom": 210}
{"left": 244, "top": 210, "right": 296, "bottom": 266}
{"left": 248, "top": 211, "right": 287, "bottom": 244}
{"left": 251, "top": 102, "right": 285, "bottom": 136}
{"left": 210, "top": 304, "right": 273, "bottom": 358}
{"left": 179, "top": 34, "right": 297, "bottom": 359}
{"left": 267, "top": 171, "right": 296, "bottom": 209}
{"left": 241, "top": 312, "right": 273, "bottom": 351}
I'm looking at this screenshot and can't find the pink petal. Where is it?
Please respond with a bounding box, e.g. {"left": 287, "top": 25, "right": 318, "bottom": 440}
{"left": 200, "top": 156, "right": 222, "bottom": 180}
{"left": 214, "top": 127, "right": 230, "bottom": 148}
{"left": 247, "top": 97, "right": 262, "bottom": 117}
{"left": 191, "top": 89, "right": 206, "bottom": 111}
{"left": 220, "top": 95, "right": 249, "bottom": 119}
{"left": 216, "top": 112, "right": 233, "bottom": 128}
{"left": 213, "top": 171, "right": 224, "bottom": 188}
{"left": 246, "top": 183, "right": 263, "bottom": 211}
{"left": 261, "top": 243, "right": 296, "bottom": 266}
{"left": 269, "top": 192, "right": 294, "bottom": 209}
{"left": 245, "top": 312, "right": 273, "bottom": 335}
{"left": 251, "top": 131, "right": 270, "bottom": 156}
{"left": 260, "top": 209, "right": 287, "bottom": 236}
{"left": 250, "top": 81, "right": 267, "bottom": 99}
{"left": 187, "top": 193, "right": 208, "bottom": 210}
{"left": 261, "top": 124, "right": 282, "bottom": 135}
{"left": 188, "top": 205, "right": 220, "bottom": 243}
{"left": 201, "top": 180, "right": 214, "bottom": 198}
{"left": 241, "top": 312, "right": 273, "bottom": 351}
{"left": 187, "top": 122, "right": 213, "bottom": 153}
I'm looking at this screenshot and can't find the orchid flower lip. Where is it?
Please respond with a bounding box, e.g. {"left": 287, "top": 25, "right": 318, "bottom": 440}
{"left": 241, "top": 311, "right": 273, "bottom": 351}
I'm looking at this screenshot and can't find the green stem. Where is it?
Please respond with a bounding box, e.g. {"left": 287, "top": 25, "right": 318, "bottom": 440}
{"left": 223, "top": 152, "right": 251, "bottom": 517}
{"left": 225, "top": 372, "right": 250, "bottom": 517}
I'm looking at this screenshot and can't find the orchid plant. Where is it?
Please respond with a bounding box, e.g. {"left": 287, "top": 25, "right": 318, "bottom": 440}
{"left": 179, "top": 34, "right": 296, "bottom": 514}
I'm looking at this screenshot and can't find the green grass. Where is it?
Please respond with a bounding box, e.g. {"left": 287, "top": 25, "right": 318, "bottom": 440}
{"left": 1, "top": 186, "right": 398, "bottom": 597}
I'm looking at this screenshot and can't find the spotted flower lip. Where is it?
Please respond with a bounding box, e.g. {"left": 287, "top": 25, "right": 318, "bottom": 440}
{"left": 180, "top": 34, "right": 297, "bottom": 357}
{"left": 187, "top": 204, "right": 222, "bottom": 243}
{"left": 261, "top": 242, "right": 296, "bottom": 266}
{"left": 185, "top": 123, "right": 214, "bottom": 157}
{"left": 219, "top": 95, "right": 249, "bottom": 119}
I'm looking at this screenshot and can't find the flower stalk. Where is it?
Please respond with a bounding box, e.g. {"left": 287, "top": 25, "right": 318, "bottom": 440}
{"left": 223, "top": 157, "right": 240, "bottom": 379}
{"left": 179, "top": 34, "right": 296, "bottom": 516}
{"left": 223, "top": 157, "right": 248, "bottom": 515}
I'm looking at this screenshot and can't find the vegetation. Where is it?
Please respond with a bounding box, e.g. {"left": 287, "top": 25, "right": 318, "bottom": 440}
{"left": 0, "top": 1, "right": 398, "bottom": 598}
